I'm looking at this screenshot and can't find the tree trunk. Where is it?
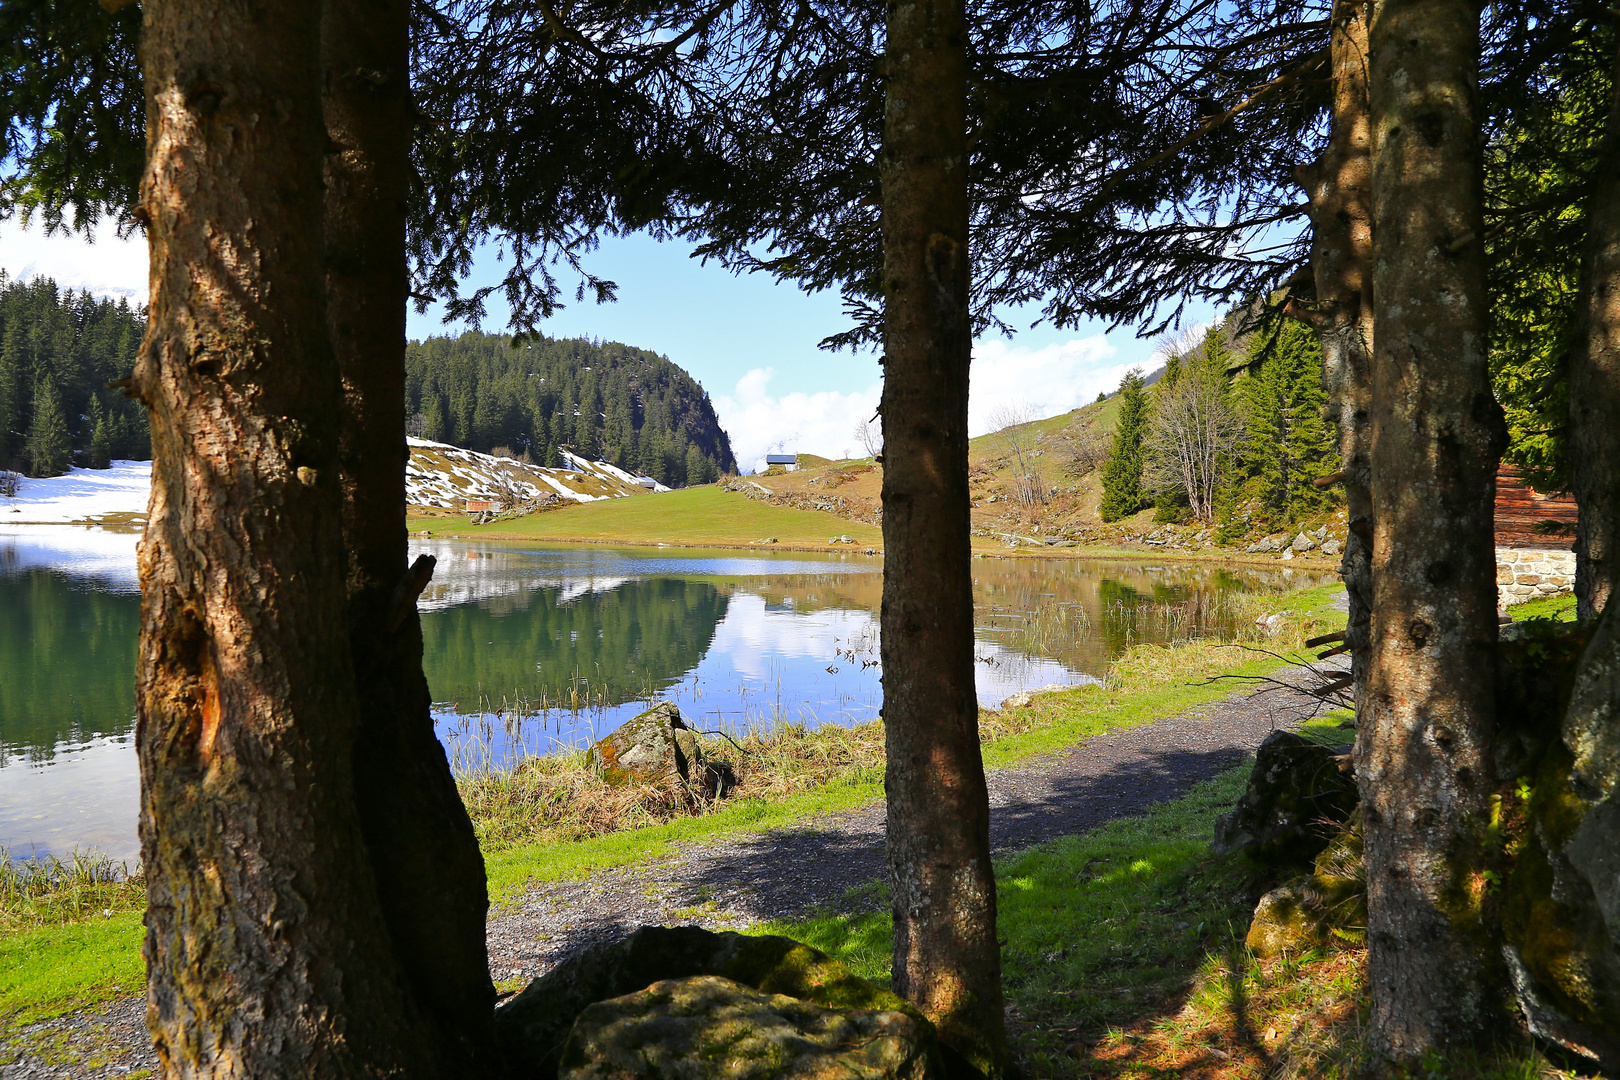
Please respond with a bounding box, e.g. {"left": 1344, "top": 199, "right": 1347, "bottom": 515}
{"left": 1568, "top": 37, "right": 1620, "bottom": 620}
{"left": 134, "top": 1, "right": 430, "bottom": 1074}
{"left": 1293, "top": 0, "right": 1373, "bottom": 701}
{"left": 1361, "top": 0, "right": 1506, "bottom": 1060}
{"left": 323, "top": 1, "right": 498, "bottom": 1069}
{"left": 879, "top": 0, "right": 1010, "bottom": 1074}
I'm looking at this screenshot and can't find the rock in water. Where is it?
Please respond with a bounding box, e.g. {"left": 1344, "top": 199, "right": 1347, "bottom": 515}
{"left": 560, "top": 975, "right": 939, "bottom": 1080}
{"left": 496, "top": 926, "right": 930, "bottom": 1079}
{"left": 1212, "top": 730, "right": 1358, "bottom": 873}
{"left": 588, "top": 702, "right": 704, "bottom": 788}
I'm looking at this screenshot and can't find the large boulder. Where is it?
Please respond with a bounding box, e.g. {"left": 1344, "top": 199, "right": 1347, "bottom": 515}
{"left": 588, "top": 703, "right": 734, "bottom": 797}
{"left": 495, "top": 926, "right": 929, "bottom": 1079}
{"left": 1212, "top": 730, "right": 1358, "bottom": 873}
{"left": 559, "top": 975, "right": 939, "bottom": 1080}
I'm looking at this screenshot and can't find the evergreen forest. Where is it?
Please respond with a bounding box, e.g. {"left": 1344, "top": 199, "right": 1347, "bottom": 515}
{"left": 0, "top": 272, "right": 150, "bottom": 476}
{"left": 404, "top": 331, "right": 737, "bottom": 488}
{"left": 1100, "top": 317, "right": 1339, "bottom": 531}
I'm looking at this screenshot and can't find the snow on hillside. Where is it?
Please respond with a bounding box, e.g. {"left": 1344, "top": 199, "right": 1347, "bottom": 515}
{"left": 406, "top": 438, "right": 669, "bottom": 510}
{"left": 0, "top": 442, "right": 663, "bottom": 523}
{"left": 0, "top": 461, "right": 150, "bottom": 524}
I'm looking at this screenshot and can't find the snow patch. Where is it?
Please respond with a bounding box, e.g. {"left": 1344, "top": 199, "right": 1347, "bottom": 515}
{"left": 0, "top": 461, "right": 151, "bottom": 523}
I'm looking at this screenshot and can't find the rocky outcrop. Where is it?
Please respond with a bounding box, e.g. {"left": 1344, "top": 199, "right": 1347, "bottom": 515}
{"left": 1500, "top": 613, "right": 1620, "bottom": 1070}
{"left": 495, "top": 926, "right": 931, "bottom": 1079}
{"left": 1212, "top": 730, "right": 1358, "bottom": 874}
{"left": 559, "top": 975, "right": 939, "bottom": 1080}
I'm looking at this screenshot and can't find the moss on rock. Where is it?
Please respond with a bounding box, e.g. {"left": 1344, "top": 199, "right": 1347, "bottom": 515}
{"left": 558, "top": 975, "right": 939, "bottom": 1080}
{"left": 496, "top": 926, "right": 933, "bottom": 1079}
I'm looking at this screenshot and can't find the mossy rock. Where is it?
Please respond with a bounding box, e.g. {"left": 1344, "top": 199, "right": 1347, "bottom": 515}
{"left": 587, "top": 702, "right": 704, "bottom": 788}
{"left": 559, "top": 975, "right": 940, "bottom": 1080}
{"left": 496, "top": 926, "right": 931, "bottom": 1079}
{"left": 1497, "top": 609, "right": 1620, "bottom": 1070}
{"left": 1213, "top": 730, "right": 1358, "bottom": 875}
{"left": 1245, "top": 809, "right": 1366, "bottom": 957}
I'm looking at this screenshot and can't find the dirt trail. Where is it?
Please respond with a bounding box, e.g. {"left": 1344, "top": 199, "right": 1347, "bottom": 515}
{"left": 1, "top": 675, "right": 1336, "bottom": 1079}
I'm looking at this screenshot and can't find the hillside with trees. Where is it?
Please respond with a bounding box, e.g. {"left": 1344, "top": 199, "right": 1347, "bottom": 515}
{"left": 1097, "top": 318, "right": 1342, "bottom": 534}
{"left": 0, "top": 273, "right": 149, "bottom": 477}
{"left": 404, "top": 331, "right": 737, "bottom": 488}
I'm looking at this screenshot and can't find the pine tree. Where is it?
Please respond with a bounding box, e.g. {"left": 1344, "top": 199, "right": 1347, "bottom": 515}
{"left": 422, "top": 394, "right": 447, "bottom": 442}
{"left": 89, "top": 394, "right": 112, "bottom": 469}
{"left": 1099, "top": 369, "right": 1151, "bottom": 522}
{"left": 684, "top": 442, "right": 709, "bottom": 486}
{"left": 26, "top": 375, "right": 71, "bottom": 477}
{"left": 0, "top": 319, "right": 28, "bottom": 469}
{"left": 1234, "top": 320, "right": 1336, "bottom": 522}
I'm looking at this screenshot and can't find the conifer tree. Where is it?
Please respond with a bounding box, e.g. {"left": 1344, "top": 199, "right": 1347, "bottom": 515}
{"left": 25, "top": 376, "right": 70, "bottom": 477}
{"left": 1235, "top": 320, "right": 1336, "bottom": 522}
{"left": 0, "top": 319, "right": 26, "bottom": 468}
{"left": 1099, "top": 369, "right": 1151, "bottom": 522}
{"left": 88, "top": 394, "right": 112, "bottom": 469}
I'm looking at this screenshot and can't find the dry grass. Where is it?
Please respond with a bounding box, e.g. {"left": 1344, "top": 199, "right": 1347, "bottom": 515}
{"left": 0, "top": 850, "right": 144, "bottom": 934}
{"left": 457, "top": 721, "right": 888, "bottom": 852}
{"left": 1071, "top": 943, "right": 1598, "bottom": 1080}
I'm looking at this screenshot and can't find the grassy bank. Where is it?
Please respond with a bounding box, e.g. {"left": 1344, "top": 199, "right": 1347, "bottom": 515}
{"left": 408, "top": 484, "right": 884, "bottom": 551}
{"left": 404, "top": 479, "right": 1344, "bottom": 570}
{"left": 3, "top": 583, "right": 1344, "bottom": 1027}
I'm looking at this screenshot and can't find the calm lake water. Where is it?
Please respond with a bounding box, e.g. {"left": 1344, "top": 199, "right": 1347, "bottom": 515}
{"left": 0, "top": 524, "right": 1321, "bottom": 862}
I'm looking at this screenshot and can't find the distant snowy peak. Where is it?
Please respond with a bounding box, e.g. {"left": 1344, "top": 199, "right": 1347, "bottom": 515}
{"left": 405, "top": 438, "right": 668, "bottom": 510}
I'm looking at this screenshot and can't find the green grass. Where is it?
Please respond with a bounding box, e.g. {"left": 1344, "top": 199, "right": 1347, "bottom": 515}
{"left": 754, "top": 717, "right": 1345, "bottom": 1075}
{"left": 1, "top": 581, "right": 1344, "bottom": 1025}
{"left": 0, "top": 912, "right": 145, "bottom": 1024}
{"left": 1507, "top": 592, "right": 1577, "bottom": 622}
{"left": 482, "top": 770, "right": 885, "bottom": 899}
{"left": 410, "top": 484, "right": 883, "bottom": 550}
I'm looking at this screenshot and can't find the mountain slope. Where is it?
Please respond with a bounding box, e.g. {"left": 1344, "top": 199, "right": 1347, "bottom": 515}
{"left": 406, "top": 438, "right": 667, "bottom": 510}
{"left": 404, "top": 331, "right": 737, "bottom": 488}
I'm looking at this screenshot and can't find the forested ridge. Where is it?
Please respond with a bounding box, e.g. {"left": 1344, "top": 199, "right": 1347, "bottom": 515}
{"left": 0, "top": 273, "right": 150, "bottom": 476}
{"left": 405, "top": 331, "right": 737, "bottom": 488}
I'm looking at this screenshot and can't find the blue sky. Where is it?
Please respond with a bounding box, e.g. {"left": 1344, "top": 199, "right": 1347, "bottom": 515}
{"left": 3, "top": 218, "right": 1208, "bottom": 470}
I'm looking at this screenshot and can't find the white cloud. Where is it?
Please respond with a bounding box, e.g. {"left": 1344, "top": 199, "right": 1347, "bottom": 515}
{"left": 968, "top": 335, "right": 1133, "bottom": 436}
{"left": 717, "top": 335, "right": 1147, "bottom": 469}
{"left": 0, "top": 217, "right": 147, "bottom": 302}
{"left": 714, "top": 367, "right": 881, "bottom": 473}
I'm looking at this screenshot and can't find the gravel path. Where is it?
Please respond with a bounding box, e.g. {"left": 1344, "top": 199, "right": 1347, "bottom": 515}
{"left": 481, "top": 676, "right": 1333, "bottom": 987}
{"left": 1, "top": 673, "right": 1336, "bottom": 1079}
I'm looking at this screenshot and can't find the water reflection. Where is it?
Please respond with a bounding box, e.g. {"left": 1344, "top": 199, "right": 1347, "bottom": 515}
{"left": 0, "top": 530, "right": 1327, "bottom": 861}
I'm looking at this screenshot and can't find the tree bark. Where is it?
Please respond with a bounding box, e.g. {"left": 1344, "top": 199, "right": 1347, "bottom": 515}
{"left": 1568, "top": 37, "right": 1620, "bottom": 620}
{"left": 134, "top": 0, "right": 431, "bottom": 1074}
{"left": 1293, "top": 0, "right": 1373, "bottom": 704}
{"left": 879, "top": 0, "right": 1010, "bottom": 1074}
{"left": 323, "top": 0, "right": 498, "bottom": 1069}
{"left": 1361, "top": 0, "right": 1507, "bottom": 1060}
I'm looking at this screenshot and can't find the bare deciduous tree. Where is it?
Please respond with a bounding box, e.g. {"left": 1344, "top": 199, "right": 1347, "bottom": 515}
{"left": 990, "top": 402, "right": 1045, "bottom": 506}
{"left": 1063, "top": 427, "right": 1109, "bottom": 476}
{"left": 853, "top": 414, "right": 883, "bottom": 459}
{"left": 1142, "top": 374, "right": 1243, "bottom": 522}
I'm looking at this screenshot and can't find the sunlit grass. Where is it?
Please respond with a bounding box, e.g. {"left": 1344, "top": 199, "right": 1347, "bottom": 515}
{"left": 409, "top": 484, "right": 884, "bottom": 550}
{"left": 1507, "top": 592, "right": 1577, "bottom": 623}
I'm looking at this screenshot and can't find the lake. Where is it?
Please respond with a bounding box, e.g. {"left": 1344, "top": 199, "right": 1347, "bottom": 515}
{"left": 0, "top": 525, "right": 1320, "bottom": 863}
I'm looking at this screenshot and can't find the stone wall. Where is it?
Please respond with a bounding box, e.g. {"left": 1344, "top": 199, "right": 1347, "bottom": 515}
{"left": 1497, "top": 547, "right": 1576, "bottom": 609}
